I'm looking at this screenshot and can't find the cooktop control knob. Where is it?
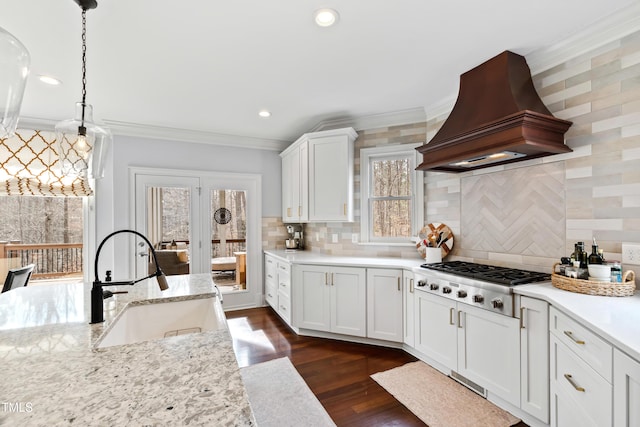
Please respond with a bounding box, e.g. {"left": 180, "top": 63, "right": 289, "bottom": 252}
{"left": 472, "top": 295, "right": 484, "bottom": 303}
{"left": 429, "top": 283, "right": 439, "bottom": 291}
{"left": 457, "top": 290, "right": 467, "bottom": 298}
{"left": 417, "top": 280, "right": 427, "bottom": 287}
{"left": 442, "top": 286, "right": 452, "bottom": 294}
{"left": 491, "top": 298, "right": 504, "bottom": 309}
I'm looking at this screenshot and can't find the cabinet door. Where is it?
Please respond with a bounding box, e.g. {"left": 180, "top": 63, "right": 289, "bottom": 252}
{"left": 293, "top": 265, "right": 331, "bottom": 332}
{"left": 414, "top": 290, "right": 457, "bottom": 369}
{"left": 367, "top": 268, "right": 403, "bottom": 342}
{"left": 308, "top": 135, "right": 353, "bottom": 222}
{"left": 330, "top": 266, "right": 366, "bottom": 337}
{"left": 614, "top": 349, "right": 640, "bottom": 427}
{"left": 550, "top": 335, "right": 612, "bottom": 427}
{"left": 281, "top": 142, "right": 308, "bottom": 223}
{"left": 458, "top": 304, "right": 521, "bottom": 407}
{"left": 520, "top": 296, "right": 550, "bottom": 423}
{"left": 403, "top": 272, "right": 415, "bottom": 347}
{"left": 281, "top": 149, "right": 295, "bottom": 222}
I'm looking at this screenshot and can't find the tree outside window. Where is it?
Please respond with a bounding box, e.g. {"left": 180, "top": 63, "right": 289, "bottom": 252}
{"left": 360, "top": 144, "right": 423, "bottom": 244}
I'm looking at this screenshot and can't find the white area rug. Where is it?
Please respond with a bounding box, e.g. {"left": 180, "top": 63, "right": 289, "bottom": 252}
{"left": 240, "top": 357, "right": 336, "bottom": 427}
{"left": 371, "top": 361, "right": 520, "bottom": 427}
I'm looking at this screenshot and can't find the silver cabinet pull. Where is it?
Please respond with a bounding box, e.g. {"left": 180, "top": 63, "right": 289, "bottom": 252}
{"left": 564, "top": 374, "right": 585, "bottom": 392}
{"left": 449, "top": 308, "right": 455, "bottom": 326}
{"left": 457, "top": 310, "right": 463, "bottom": 328}
{"left": 325, "top": 272, "right": 328, "bottom": 285}
{"left": 564, "top": 330, "right": 585, "bottom": 345}
{"left": 410, "top": 279, "right": 414, "bottom": 293}
{"left": 331, "top": 273, "right": 334, "bottom": 286}
{"left": 397, "top": 277, "right": 401, "bottom": 291}
{"left": 520, "top": 306, "right": 526, "bottom": 329}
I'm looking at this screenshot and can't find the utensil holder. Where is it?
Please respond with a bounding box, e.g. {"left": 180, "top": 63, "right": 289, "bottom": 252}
{"left": 424, "top": 247, "right": 442, "bottom": 264}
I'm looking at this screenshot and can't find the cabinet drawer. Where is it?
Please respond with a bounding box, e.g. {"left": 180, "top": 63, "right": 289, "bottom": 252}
{"left": 550, "top": 306, "right": 612, "bottom": 382}
{"left": 265, "top": 282, "right": 277, "bottom": 307}
{"left": 278, "top": 290, "right": 291, "bottom": 323}
{"left": 278, "top": 275, "right": 291, "bottom": 298}
{"left": 551, "top": 336, "right": 612, "bottom": 427}
{"left": 277, "top": 261, "right": 291, "bottom": 275}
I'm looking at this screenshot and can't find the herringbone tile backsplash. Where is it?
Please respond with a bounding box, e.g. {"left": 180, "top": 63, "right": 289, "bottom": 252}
{"left": 461, "top": 163, "right": 566, "bottom": 258}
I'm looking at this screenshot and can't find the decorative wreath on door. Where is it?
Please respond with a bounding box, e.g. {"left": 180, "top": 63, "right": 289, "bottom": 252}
{"left": 214, "top": 207, "right": 232, "bottom": 225}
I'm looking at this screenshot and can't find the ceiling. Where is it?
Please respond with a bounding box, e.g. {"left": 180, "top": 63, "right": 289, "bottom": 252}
{"left": 3, "top": 0, "right": 637, "bottom": 149}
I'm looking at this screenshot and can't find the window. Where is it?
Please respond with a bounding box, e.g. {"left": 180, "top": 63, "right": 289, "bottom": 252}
{"left": 360, "top": 143, "right": 423, "bottom": 244}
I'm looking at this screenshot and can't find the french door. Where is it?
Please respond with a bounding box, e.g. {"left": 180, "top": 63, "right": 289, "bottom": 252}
{"left": 132, "top": 167, "right": 262, "bottom": 310}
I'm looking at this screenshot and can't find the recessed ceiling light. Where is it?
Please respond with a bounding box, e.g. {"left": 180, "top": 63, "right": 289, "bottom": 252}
{"left": 38, "top": 75, "right": 61, "bottom": 85}
{"left": 314, "top": 8, "right": 339, "bottom": 27}
{"left": 258, "top": 110, "right": 271, "bottom": 118}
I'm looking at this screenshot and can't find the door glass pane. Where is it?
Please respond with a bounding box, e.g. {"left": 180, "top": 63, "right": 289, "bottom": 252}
{"left": 146, "top": 187, "right": 191, "bottom": 276}
{"left": 211, "top": 189, "right": 246, "bottom": 293}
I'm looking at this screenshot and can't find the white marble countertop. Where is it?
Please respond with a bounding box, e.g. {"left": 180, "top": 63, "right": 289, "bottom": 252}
{"left": 265, "top": 249, "right": 425, "bottom": 270}
{"left": 0, "top": 274, "right": 255, "bottom": 426}
{"left": 515, "top": 282, "right": 640, "bottom": 362}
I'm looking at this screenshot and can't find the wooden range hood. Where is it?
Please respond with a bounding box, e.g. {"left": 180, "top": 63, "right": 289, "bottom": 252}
{"left": 416, "top": 51, "right": 572, "bottom": 173}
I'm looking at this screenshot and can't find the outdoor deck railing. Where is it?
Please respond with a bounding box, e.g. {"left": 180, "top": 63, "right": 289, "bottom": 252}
{"left": 0, "top": 242, "right": 83, "bottom": 279}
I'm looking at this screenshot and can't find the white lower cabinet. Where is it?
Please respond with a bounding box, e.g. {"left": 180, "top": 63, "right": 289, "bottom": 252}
{"left": 414, "top": 290, "right": 520, "bottom": 407}
{"left": 519, "top": 296, "right": 550, "bottom": 423}
{"left": 263, "top": 254, "right": 292, "bottom": 326}
{"left": 276, "top": 261, "right": 292, "bottom": 324}
{"left": 293, "top": 264, "right": 366, "bottom": 337}
{"left": 402, "top": 271, "right": 415, "bottom": 347}
{"left": 550, "top": 307, "right": 613, "bottom": 427}
{"left": 367, "top": 268, "right": 403, "bottom": 342}
{"left": 613, "top": 349, "right": 640, "bottom": 427}
{"left": 264, "top": 255, "right": 278, "bottom": 307}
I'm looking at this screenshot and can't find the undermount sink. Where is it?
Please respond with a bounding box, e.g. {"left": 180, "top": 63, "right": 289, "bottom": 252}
{"left": 95, "top": 296, "right": 226, "bottom": 349}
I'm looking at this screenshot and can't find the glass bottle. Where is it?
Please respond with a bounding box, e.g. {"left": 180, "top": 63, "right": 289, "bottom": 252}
{"left": 588, "top": 238, "right": 603, "bottom": 265}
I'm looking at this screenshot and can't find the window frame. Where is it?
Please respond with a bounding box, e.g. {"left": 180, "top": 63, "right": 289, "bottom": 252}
{"left": 359, "top": 143, "right": 424, "bottom": 245}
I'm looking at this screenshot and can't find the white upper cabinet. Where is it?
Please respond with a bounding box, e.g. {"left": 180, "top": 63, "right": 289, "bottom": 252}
{"left": 280, "top": 127, "right": 357, "bottom": 223}
{"left": 281, "top": 140, "right": 308, "bottom": 223}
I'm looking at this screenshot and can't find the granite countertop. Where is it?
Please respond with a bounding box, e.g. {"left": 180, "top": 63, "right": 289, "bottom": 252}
{"left": 0, "top": 274, "right": 255, "bottom": 426}
{"left": 515, "top": 282, "right": 640, "bottom": 362}
{"left": 265, "top": 249, "right": 425, "bottom": 269}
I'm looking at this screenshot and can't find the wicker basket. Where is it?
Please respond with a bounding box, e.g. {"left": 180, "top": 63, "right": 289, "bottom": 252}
{"left": 551, "top": 262, "right": 636, "bottom": 297}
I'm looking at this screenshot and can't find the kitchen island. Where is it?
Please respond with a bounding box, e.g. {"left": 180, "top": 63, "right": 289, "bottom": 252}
{"left": 0, "top": 274, "right": 255, "bottom": 426}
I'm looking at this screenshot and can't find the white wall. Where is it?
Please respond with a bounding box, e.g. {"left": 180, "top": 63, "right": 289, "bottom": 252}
{"left": 93, "top": 134, "right": 282, "bottom": 279}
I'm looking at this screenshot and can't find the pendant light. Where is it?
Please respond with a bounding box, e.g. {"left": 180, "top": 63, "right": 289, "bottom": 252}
{"left": 0, "top": 26, "right": 30, "bottom": 138}
{"left": 55, "top": 0, "right": 111, "bottom": 179}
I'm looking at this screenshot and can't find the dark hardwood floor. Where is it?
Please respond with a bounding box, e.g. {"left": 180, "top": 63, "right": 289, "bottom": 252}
{"left": 226, "top": 307, "right": 425, "bottom": 426}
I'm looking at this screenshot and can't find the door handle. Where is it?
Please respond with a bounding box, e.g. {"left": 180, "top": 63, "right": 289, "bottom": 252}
{"left": 331, "top": 273, "right": 334, "bottom": 286}
{"left": 397, "top": 277, "right": 401, "bottom": 291}
{"left": 449, "top": 308, "right": 455, "bottom": 326}
{"left": 410, "top": 278, "right": 414, "bottom": 293}
{"left": 325, "top": 272, "right": 328, "bottom": 285}
{"left": 520, "top": 306, "right": 525, "bottom": 329}
{"left": 457, "top": 310, "right": 463, "bottom": 328}
{"left": 138, "top": 251, "right": 149, "bottom": 257}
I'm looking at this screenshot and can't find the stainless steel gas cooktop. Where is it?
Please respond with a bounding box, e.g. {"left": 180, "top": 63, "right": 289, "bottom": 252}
{"left": 420, "top": 261, "right": 549, "bottom": 286}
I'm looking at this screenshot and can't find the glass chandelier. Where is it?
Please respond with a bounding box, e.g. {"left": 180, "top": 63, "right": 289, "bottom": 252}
{"left": 0, "top": 26, "right": 30, "bottom": 138}
{"left": 55, "top": 1, "right": 111, "bottom": 179}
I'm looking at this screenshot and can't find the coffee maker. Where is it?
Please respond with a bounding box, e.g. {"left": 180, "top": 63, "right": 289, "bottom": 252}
{"left": 285, "top": 224, "right": 304, "bottom": 250}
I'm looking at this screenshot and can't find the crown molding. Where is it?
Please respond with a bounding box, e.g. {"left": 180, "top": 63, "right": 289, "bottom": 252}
{"left": 309, "top": 107, "right": 426, "bottom": 133}
{"left": 423, "top": 3, "right": 640, "bottom": 120}
{"left": 526, "top": 2, "right": 640, "bottom": 75}
{"left": 17, "top": 117, "right": 291, "bottom": 152}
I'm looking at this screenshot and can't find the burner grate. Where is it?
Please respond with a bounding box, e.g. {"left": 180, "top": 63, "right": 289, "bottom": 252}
{"left": 421, "top": 261, "right": 549, "bottom": 286}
